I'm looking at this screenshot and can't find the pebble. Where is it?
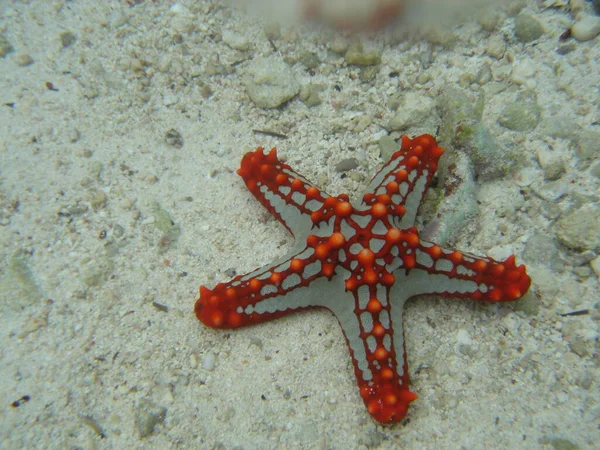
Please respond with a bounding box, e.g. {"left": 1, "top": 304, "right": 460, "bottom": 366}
{"left": 164, "top": 129, "right": 183, "bottom": 148}
{"left": 513, "top": 13, "right": 545, "bottom": 43}
{"left": 555, "top": 205, "right": 600, "bottom": 251}
{"left": 498, "top": 91, "right": 541, "bottom": 131}
{"left": 345, "top": 40, "right": 381, "bottom": 66}
{"left": 243, "top": 55, "right": 299, "bottom": 109}
{"left": 571, "top": 15, "right": 600, "bottom": 42}
{"left": 437, "top": 85, "right": 483, "bottom": 144}
{"left": 455, "top": 328, "right": 477, "bottom": 356}
{"left": 575, "top": 130, "right": 600, "bottom": 161}
{"left": 540, "top": 116, "right": 578, "bottom": 140}
{"left": 135, "top": 399, "right": 167, "bottom": 438}
{"left": 511, "top": 59, "right": 537, "bottom": 88}
{"left": 485, "top": 34, "right": 506, "bottom": 59}
{"left": 162, "top": 94, "right": 179, "bottom": 106}
{"left": 534, "top": 179, "right": 568, "bottom": 202}
{"left": 378, "top": 135, "right": 399, "bottom": 162}
{"left": 59, "top": 31, "right": 76, "bottom": 48}
{"left": 590, "top": 256, "right": 600, "bottom": 280}
{"left": 387, "top": 92, "right": 435, "bottom": 131}
{"left": 522, "top": 233, "right": 564, "bottom": 272}
{"left": 549, "top": 438, "right": 581, "bottom": 450}
{"left": 478, "top": 9, "right": 503, "bottom": 32}
{"left": 202, "top": 352, "right": 216, "bottom": 371}
{"left": 335, "top": 158, "right": 359, "bottom": 173}
{"left": 299, "top": 83, "right": 324, "bottom": 107}
{"left": 590, "top": 161, "right": 600, "bottom": 179}
{"left": 14, "top": 53, "right": 34, "bottom": 67}
{"left": 457, "top": 122, "right": 519, "bottom": 181}
{"left": 222, "top": 29, "right": 250, "bottom": 51}
{"left": 536, "top": 148, "right": 565, "bottom": 180}
{"left": 0, "top": 33, "right": 13, "bottom": 57}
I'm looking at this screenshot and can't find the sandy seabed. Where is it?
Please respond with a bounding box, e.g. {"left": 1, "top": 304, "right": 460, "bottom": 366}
{"left": 0, "top": 1, "right": 599, "bottom": 449}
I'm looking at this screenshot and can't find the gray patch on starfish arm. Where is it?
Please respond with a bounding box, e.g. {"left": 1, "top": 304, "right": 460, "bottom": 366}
{"left": 260, "top": 185, "right": 313, "bottom": 240}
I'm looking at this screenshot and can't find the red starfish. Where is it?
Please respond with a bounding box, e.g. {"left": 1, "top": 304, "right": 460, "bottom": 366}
{"left": 195, "top": 134, "right": 531, "bottom": 424}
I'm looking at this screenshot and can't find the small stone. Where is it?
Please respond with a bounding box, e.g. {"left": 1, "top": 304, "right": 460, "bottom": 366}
{"left": 14, "top": 53, "right": 34, "bottom": 67}
{"left": 335, "top": 158, "right": 359, "bottom": 173}
{"left": 299, "top": 83, "right": 324, "bottom": 107}
{"left": 511, "top": 59, "right": 537, "bottom": 88}
{"left": 522, "top": 233, "right": 563, "bottom": 272}
{"left": 0, "top": 33, "right": 14, "bottom": 58}
{"left": 162, "top": 94, "right": 178, "bottom": 106}
{"left": 513, "top": 289, "right": 539, "bottom": 316}
{"left": 222, "top": 29, "right": 250, "bottom": 51}
{"left": 263, "top": 22, "right": 281, "bottom": 41}
{"left": 498, "top": 91, "right": 541, "bottom": 131}
{"left": 359, "top": 65, "right": 379, "bottom": 83}
{"left": 200, "top": 84, "right": 213, "bottom": 99}
{"left": 569, "top": 0, "right": 585, "bottom": 16}
{"left": 437, "top": 86, "right": 484, "bottom": 145}
{"left": 387, "top": 92, "right": 435, "bottom": 132}
{"left": 486, "top": 34, "right": 506, "bottom": 59}
{"left": 298, "top": 51, "right": 320, "bottom": 70}
{"left": 416, "top": 72, "right": 430, "bottom": 85}
{"left": 165, "top": 129, "right": 183, "bottom": 148}
{"left": 455, "top": 329, "right": 477, "bottom": 356}
{"left": 575, "top": 130, "right": 600, "bottom": 161}
{"left": 378, "top": 136, "right": 399, "bottom": 162}
{"left": 556, "top": 42, "right": 576, "bottom": 55}
{"left": 513, "top": 13, "right": 545, "bottom": 43}
{"left": 550, "top": 438, "right": 580, "bottom": 450}
{"left": 202, "top": 352, "right": 216, "bottom": 371}
{"left": 555, "top": 205, "right": 600, "bottom": 251}
{"left": 503, "top": 0, "right": 527, "bottom": 17}
{"left": 571, "top": 15, "right": 600, "bottom": 42}
{"left": 478, "top": 10, "right": 503, "bottom": 32}
{"left": 456, "top": 122, "right": 519, "bottom": 181}
{"left": 89, "top": 189, "right": 107, "bottom": 211}
{"left": 59, "top": 31, "right": 77, "bottom": 48}
{"left": 534, "top": 179, "right": 568, "bottom": 202}
{"left": 471, "top": 64, "right": 491, "bottom": 85}
{"left": 568, "top": 334, "right": 590, "bottom": 357}
{"left": 67, "top": 127, "right": 81, "bottom": 143}
{"left": 351, "top": 115, "right": 372, "bottom": 133}
{"left": 345, "top": 40, "right": 381, "bottom": 66}
{"left": 540, "top": 116, "right": 578, "bottom": 140}
{"left": 329, "top": 36, "right": 349, "bottom": 54}
{"left": 590, "top": 161, "right": 600, "bottom": 179}
{"left": 135, "top": 399, "right": 167, "bottom": 438}
{"left": 583, "top": 404, "right": 600, "bottom": 422}
{"left": 243, "top": 56, "right": 299, "bottom": 109}
{"left": 590, "top": 256, "right": 600, "bottom": 280}
{"left": 421, "top": 27, "right": 457, "bottom": 48}
{"left": 536, "top": 149, "right": 565, "bottom": 181}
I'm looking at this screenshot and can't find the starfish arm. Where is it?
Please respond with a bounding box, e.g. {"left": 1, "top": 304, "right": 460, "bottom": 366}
{"left": 331, "top": 281, "right": 418, "bottom": 424}
{"left": 237, "top": 147, "right": 330, "bottom": 241}
{"left": 393, "top": 240, "right": 531, "bottom": 302}
{"left": 196, "top": 243, "right": 340, "bottom": 328}
{"left": 360, "top": 135, "right": 444, "bottom": 228}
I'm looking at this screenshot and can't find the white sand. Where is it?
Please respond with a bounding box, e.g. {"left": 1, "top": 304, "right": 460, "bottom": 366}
{"left": 1, "top": 0, "right": 598, "bottom": 448}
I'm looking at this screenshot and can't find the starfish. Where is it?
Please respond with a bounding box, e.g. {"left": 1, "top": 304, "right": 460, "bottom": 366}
{"left": 195, "top": 134, "right": 531, "bottom": 424}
